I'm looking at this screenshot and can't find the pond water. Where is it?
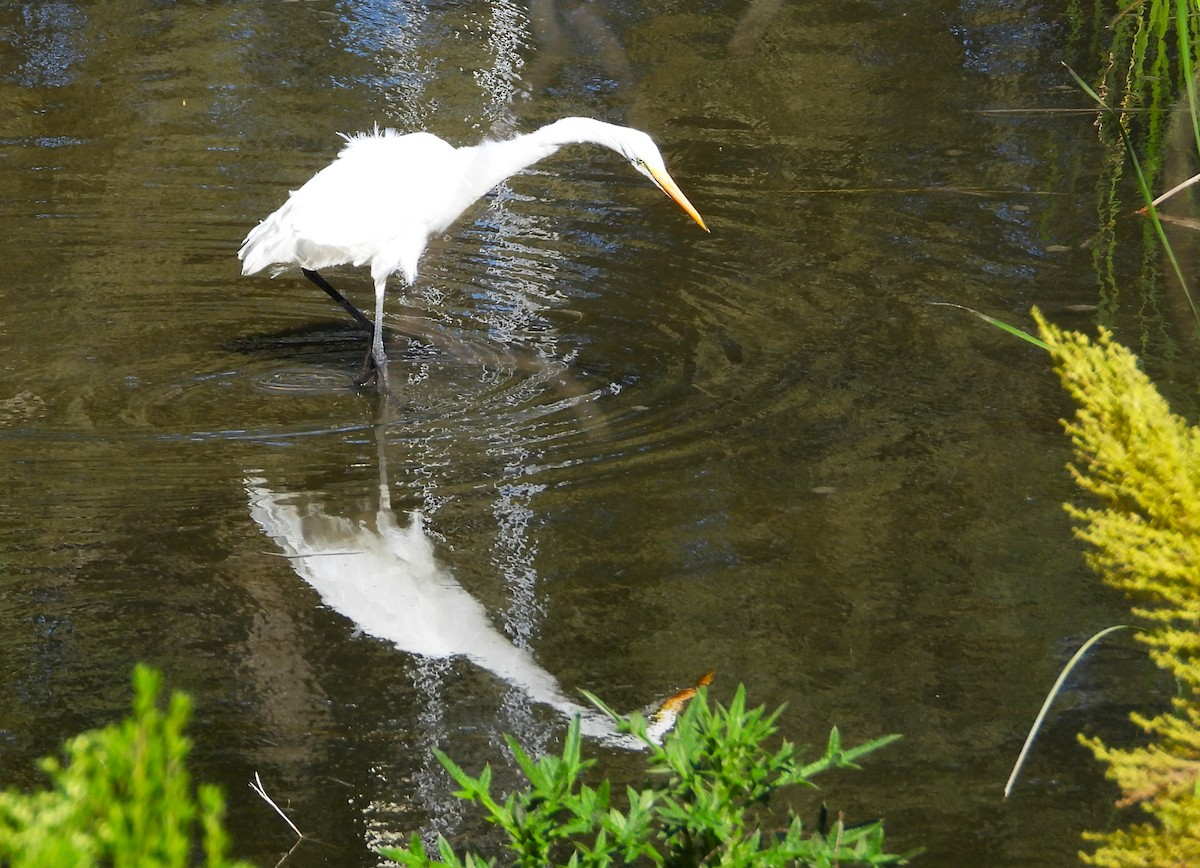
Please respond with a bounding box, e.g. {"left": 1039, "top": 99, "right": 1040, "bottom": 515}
{"left": 0, "top": 0, "right": 1179, "bottom": 864}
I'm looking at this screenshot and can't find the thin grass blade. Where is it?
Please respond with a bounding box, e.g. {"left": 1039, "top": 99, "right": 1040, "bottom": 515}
{"left": 930, "top": 302, "right": 1051, "bottom": 350}
{"left": 1004, "top": 624, "right": 1132, "bottom": 798}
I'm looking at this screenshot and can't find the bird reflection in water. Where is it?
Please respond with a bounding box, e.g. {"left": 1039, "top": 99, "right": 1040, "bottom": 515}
{"left": 246, "top": 481, "right": 634, "bottom": 741}
{"left": 246, "top": 419, "right": 708, "bottom": 747}
{"left": 645, "top": 669, "right": 715, "bottom": 744}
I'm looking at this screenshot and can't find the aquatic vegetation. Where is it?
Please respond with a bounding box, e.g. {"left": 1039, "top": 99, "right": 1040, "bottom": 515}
{"left": 1073, "top": 0, "right": 1200, "bottom": 182}
{"left": 1036, "top": 309, "right": 1200, "bottom": 865}
{"left": 0, "top": 664, "right": 906, "bottom": 866}
{"left": 1067, "top": 0, "right": 1200, "bottom": 342}
{"left": 381, "top": 685, "right": 909, "bottom": 867}
{"left": 0, "top": 665, "right": 248, "bottom": 868}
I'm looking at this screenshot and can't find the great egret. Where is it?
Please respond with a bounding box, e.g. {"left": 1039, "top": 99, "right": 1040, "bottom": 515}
{"left": 238, "top": 117, "right": 709, "bottom": 390}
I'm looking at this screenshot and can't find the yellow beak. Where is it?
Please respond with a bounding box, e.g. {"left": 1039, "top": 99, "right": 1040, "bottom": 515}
{"left": 649, "top": 166, "right": 710, "bottom": 232}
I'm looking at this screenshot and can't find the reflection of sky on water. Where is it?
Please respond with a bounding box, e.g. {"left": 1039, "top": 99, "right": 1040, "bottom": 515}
{"left": 339, "top": 0, "right": 420, "bottom": 58}
{"left": 338, "top": 0, "right": 437, "bottom": 130}
{"left": 0, "top": 136, "right": 85, "bottom": 149}
{"left": 954, "top": 0, "right": 1061, "bottom": 77}
{"left": 6, "top": 3, "right": 88, "bottom": 88}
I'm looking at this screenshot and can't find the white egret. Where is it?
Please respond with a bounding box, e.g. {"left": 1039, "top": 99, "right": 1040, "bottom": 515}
{"left": 238, "top": 117, "right": 709, "bottom": 390}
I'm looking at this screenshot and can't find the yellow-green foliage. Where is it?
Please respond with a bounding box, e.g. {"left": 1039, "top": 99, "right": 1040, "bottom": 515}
{"left": 0, "top": 665, "right": 250, "bottom": 868}
{"left": 1036, "top": 310, "right": 1200, "bottom": 866}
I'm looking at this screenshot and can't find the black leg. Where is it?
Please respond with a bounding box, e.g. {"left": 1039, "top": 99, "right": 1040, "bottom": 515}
{"left": 302, "top": 268, "right": 373, "bottom": 333}
{"left": 301, "top": 268, "right": 382, "bottom": 386}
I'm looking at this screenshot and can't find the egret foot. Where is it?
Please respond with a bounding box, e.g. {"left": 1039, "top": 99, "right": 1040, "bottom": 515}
{"left": 353, "top": 338, "right": 390, "bottom": 391}
{"left": 354, "top": 347, "right": 389, "bottom": 390}
{"left": 368, "top": 355, "right": 389, "bottom": 392}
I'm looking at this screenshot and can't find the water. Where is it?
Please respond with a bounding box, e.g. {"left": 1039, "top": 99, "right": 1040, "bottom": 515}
{"left": 0, "top": 0, "right": 1173, "bottom": 864}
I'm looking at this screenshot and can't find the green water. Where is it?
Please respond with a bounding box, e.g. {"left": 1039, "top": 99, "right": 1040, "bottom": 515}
{"left": 0, "top": 1, "right": 1173, "bottom": 864}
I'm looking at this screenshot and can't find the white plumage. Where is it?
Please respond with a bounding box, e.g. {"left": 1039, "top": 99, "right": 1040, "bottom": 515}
{"left": 238, "top": 117, "right": 708, "bottom": 390}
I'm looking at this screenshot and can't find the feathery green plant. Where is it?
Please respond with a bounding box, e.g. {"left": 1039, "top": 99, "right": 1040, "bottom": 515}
{"left": 1036, "top": 309, "right": 1200, "bottom": 865}
{"left": 0, "top": 665, "right": 249, "bottom": 868}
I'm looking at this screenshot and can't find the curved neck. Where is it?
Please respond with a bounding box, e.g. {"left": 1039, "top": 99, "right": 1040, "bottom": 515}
{"left": 455, "top": 118, "right": 628, "bottom": 205}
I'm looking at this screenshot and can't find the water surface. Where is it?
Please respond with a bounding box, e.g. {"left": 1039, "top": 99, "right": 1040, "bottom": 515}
{"left": 0, "top": 1, "right": 1166, "bottom": 864}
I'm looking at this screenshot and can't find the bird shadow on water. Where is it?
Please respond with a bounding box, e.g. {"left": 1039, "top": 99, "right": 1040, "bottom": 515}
{"left": 228, "top": 307, "right": 617, "bottom": 441}
{"left": 226, "top": 318, "right": 438, "bottom": 394}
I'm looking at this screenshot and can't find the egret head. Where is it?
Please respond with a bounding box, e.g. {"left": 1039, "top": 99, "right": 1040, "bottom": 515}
{"left": 614, "top": 129, "right": 710, "bottom": 233}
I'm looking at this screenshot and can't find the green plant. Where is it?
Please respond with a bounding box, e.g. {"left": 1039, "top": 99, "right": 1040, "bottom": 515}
{"left": 381, "top": 685, "right": 909, "bottom": 867}
{"left": 0, "top": 665, "right": 249, "bottom": 868}
{"left": 1037, "top": 310, "right": 1200, "bottom": 866}
{"left": 1067, "top": 0, "right": 1200, "bottom": 339}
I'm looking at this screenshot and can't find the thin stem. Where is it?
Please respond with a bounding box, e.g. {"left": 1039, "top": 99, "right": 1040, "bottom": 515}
{"left": 1004, "top": 625, "right": 1133, "bottom": 798}
{"left": 249, "top": 772, "right": 304, "bottom": 839}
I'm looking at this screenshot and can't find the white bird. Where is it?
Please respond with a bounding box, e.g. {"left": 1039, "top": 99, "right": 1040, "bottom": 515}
{"left": 238, "top": 117, "right": 709, "bottom": 390}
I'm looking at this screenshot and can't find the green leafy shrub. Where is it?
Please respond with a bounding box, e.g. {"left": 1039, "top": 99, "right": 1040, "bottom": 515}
{"left": 1037, "top": 310, "right": 1200, "bottom": 865}
{"left": 381, "top": 685, "right": 909, "bottom": 867}
{"left": 0, "top": 665, "right": 249, "bottom": 868}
